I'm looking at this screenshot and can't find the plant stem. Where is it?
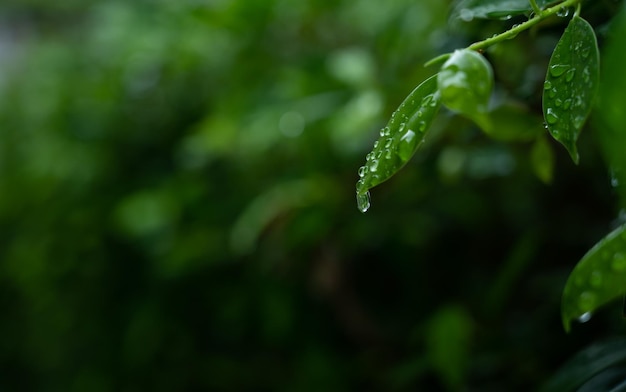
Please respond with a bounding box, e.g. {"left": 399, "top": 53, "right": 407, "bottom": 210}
{"left": 468, "top": 0, "right": 581, "bottom": 52}
{"left": 529, "top": 0, "right": 542, "bottom": 15}
{"left": 424, "top": 0, "right": 580, "bottom": 67}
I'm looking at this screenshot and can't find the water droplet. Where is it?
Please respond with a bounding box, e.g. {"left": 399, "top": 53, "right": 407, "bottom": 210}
{"left": 557, "top": 7, "right": 570, "bottom": 17}
{"left": 578, "top": 291, "right": 597, "bottom": 312}
{"left": 565, "top": 68, "right": 576, "bottom": 82}
{"left": 416, "top": 111, "right": 423, "bottom": 118}
{"left": 555, "top": 98, "right": 563, "bottom": 107}
{"left": 358, "top": 165, "right": 368, "bottom": 177}
{"left": 582, "top": 67, "right": 591, "bottom": 83}
{"left": 373, "top": 140, "right": 379, "bottom": 148}
{"left": 384, "top": 138, "right": 393, "bottom": 148}
{"left": 563, "top": 99, "right": 572, "bottom": 110}
{"left": 549, "top": 88, "right": 557, "bottom": 98}
{"left": 418, "top": 121, "right": 427, "bottom": 132}
{"left": 550, "top": 64, "right": 569, "bottom": 77}
{"left": 582, "top": 47, "right": 590, "bottom": 59}
{"left": 546, "top": 108, "right": 559, "bottom": 124}
{"left": 356, "top": 191, "right": 371, "bottom": 213}
{"left": 398, "top": 130, "right": 416, "bottom": 162}
{"left": 612, "top": 253, "right": 626, "bottom": 271}
{"left": 366, "top": 153, "right": 373, "bottom": 161}
{"left": 507, "top": 25, "right": 520, "bottom": 39}
{"left": 379, "top": 128, "right": 385, "bottom": 137}
{"left": 369, "top": 159, "right": 379, "bottom": 173}
{"left": 577, "top": 312, "right": 593, "bottom": 323}
{"left": 589, "top": 271, "right": 603, "bottom": 288}
{"left": 544, "top": 80, "right": 552, "bottom": 90}
{"left": 552, "top": 129, "right": 560, "bottom": 137}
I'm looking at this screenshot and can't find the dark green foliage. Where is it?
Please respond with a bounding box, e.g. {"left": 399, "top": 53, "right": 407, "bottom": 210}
{"left": 1, "top": 1, "right": 626, "bottom": 391}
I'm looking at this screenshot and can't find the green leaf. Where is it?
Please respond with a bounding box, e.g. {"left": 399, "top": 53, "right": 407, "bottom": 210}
{"left": 437, "top": 49, "right": 494, "bottom": 118}
{"left": 356, "top": 75, "right": 441, "bottom": 212}
{"left": 542, "top": 15, "right": 600, "bottom": 164}
{"left": 450, "top": 0, "right": 550, "bottom": 21}
{"left": 561, "top": 224, "right": 626, "bottom": 332}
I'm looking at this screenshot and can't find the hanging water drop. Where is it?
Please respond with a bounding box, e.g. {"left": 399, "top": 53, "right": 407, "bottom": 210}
{"left": 577, "top": 312, "right": 592, "bottom": 323}
{"left": 546, "top": 108, "right": 559, "bottom": 124}
{"left": 356, "top": 191, "right": 371, "bottom": 213}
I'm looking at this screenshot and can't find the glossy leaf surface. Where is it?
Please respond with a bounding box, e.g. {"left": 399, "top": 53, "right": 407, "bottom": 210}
{"left": 437, "top": 49, "right": 493, "bottom": 118}
{"left": 356, "top": 75, "right": 441, "bottom": 212}
{"left": 451, "top": 0, "right": 550, "bottom": 21}
{"left": 561, "top": 224, "right": 626, "bottom": 332}
{"left": 542, "top": 15, "right": 599, "bottom": 164}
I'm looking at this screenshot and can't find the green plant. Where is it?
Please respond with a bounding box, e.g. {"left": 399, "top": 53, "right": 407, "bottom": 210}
{"left": 356, "top": 0, "right": 626, "bottom": 332}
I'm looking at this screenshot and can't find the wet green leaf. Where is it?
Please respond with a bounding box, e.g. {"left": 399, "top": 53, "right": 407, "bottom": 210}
{"left": 438, "top": 49, "right": 493, "bottom": 119}
{"left": 542, "top": 15, "right": 600, "bottom": 164}
{"left": 561, "top": 224, "right": 626, "bottom": 332}
{"left": 530, "top": 136, "right": 555, "bottom": 184}
{"left": 356, "top": 75, "right": 441, "bottom": 212}
{"left": 450, "top": 0, "right": 550, "bottom": 21}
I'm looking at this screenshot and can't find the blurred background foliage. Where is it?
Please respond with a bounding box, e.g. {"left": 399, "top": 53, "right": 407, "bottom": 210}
{"left": 1, "top": 0, "right": 626, "bottom": 390}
